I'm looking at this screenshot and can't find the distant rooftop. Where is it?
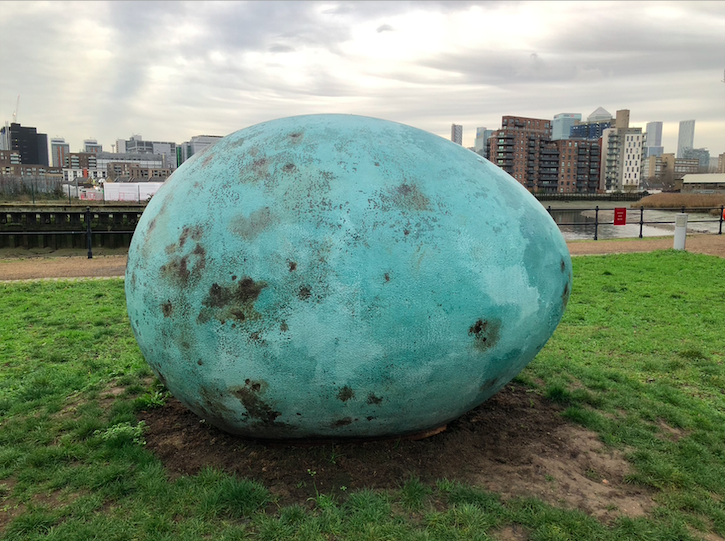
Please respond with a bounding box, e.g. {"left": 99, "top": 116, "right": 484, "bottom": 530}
{"left": 587, "top": 107, "right": 613, "bottom": 122}
{"left": 96, "top": 151, "right": 165, "bottom": 160}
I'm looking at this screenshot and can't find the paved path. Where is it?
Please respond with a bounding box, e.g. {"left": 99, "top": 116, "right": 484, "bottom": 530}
{"left": 1, "top": 235, "right": 724, "bottom": 282}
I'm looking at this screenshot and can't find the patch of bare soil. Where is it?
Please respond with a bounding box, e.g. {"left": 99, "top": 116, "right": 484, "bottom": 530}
{"left": 566, "top": 234, "right": 725, "bottom": 258}
{"left": 0, "top": 478, "right": 20, "bottom": 532}
{"left": 138, "top": 383, "right": 654, "bottom": 521}
{"left": 0, "top": 254, "right": 127, "bottom": 281}
{"left": 2, "top": 235, "right": 723, "bottom": 283}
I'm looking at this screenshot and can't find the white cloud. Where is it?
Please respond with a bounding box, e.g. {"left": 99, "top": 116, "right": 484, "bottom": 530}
{"left": 0, "top": 1, "right": 723, "bottom": 155}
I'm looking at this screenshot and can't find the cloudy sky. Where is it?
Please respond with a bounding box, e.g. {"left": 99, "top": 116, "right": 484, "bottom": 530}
{"left": 1, "top": 1, "right": 724, "bottom": 156}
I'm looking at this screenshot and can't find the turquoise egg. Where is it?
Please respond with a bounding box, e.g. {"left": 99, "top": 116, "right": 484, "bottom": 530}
{"left": 125, "top": 114, "right": 572, "bottom": 440}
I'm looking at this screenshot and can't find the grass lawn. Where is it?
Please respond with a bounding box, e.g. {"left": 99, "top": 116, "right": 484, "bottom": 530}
{"left": 1, "top": 250, "right": 724, "bottom": 540}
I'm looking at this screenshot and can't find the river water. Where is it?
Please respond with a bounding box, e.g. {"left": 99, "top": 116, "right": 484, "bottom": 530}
{"left": 545, "top": 204, "right": 723, "bottom": 241}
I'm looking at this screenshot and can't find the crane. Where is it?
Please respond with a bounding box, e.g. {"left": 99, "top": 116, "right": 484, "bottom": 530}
{"left": 12, "top": 95, "right": 19, "bottom": 123}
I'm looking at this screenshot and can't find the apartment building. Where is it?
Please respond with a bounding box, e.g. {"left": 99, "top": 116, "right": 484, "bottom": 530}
{"left": 556, "top": 139, "right": 601, "bottom": 193}
{"left": 599, "top": 110, "right": 644, "bottom": 192}
{"left": 451, "top": 124, "right": 463, "bottom": 145}
{"left": 0, "top": 122, "right": 49, "bottom": 166}
{"left": 116, "top": 135, "right": 176, "bottom": 169}
{"left": 489, "top": 116, "right": 554, "bottom": 192}
{"left": 66, "top": 152, "right": 97, "bottom": 170}
{"left": 177, "top": 135, "right": 223, "bottom": 166}
{"left": 107, "top": 162, "right": 171, "bottom": 181}
{"left": 50, "top": 138, "right": 70, "bottom": 167}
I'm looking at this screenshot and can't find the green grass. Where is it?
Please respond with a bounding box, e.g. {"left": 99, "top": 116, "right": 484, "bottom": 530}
{"left": 1, "top": 250, "right": 724, "bottom": 540}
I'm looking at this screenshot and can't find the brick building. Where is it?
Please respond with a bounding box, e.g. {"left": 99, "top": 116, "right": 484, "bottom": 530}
{"left": 556, "top": 139, "right": 601, "bottom": 193}
{"left": 489, "top": 116, "right": 554, "bottom": 192}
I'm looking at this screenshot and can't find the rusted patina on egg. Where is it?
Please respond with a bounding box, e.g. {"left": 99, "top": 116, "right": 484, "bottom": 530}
{"left": 125, "top": 114, "right": 572, "bottom": 439}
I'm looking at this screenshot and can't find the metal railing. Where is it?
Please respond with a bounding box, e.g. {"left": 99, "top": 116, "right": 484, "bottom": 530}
{"left": 0, "top": 206, "right": 137, "bottom": 258}
{"left": 1, "top": 205, "right": 723, "bottom": 260}
{"left": 546, "top": 205, "right": 725, "bottom": 241}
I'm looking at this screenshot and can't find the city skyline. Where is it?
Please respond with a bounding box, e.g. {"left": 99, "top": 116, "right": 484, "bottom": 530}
{"left": 1, "top": 1, "right": 724, "bottom": 156}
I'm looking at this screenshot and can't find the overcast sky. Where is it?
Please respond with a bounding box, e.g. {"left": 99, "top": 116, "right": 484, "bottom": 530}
{"left": 1, "top": 1, "right": 724, "bottom": 157}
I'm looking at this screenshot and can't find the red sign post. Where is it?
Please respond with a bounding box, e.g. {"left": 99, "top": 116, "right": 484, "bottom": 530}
{"left": 613, "top": 207, "right": 627, "bottom": 226}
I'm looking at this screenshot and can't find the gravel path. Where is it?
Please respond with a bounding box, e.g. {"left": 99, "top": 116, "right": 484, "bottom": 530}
{"left": 1, "top": 235, "right": 724, "bottom": 282}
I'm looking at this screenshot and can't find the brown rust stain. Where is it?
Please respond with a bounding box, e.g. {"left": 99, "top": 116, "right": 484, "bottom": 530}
{"left": 205, "top": 278, "right": 266, "bottom": 308}
{"left": 562, "top": 282, "right": 570, "bottom": 308}
{"left": 230, "top": 207, "right": 275, "bottom": 240}
{"left": 337, "top": 386, "right": 355, "bottom": 402}
{"left": 289, "top": 132, "right": 303, "bottom": 142}
{"left": 332, "top": 417, "right": 353, "bottom": 428}
{"left": 179, "top": 225, "right": 204, "bottom": 249}
{"left": 161, "top": 301, "right": 173, "bottom": 317}
{"left": 160, "top": 240, "right": 207, "bottom": 287}
{"left": 288, "top": 260, "right": 297, "bottom": 272}
{"left": 283, "top": 163, "right": 296, "bottom": 172}
{"left": 469, "top": 318, "right": 502, "bottom": 351}
{"left": 560, "top": 259, "right": 566, "bottom": 273}
{"left": 298, "top": 286, "right": 312, "bottom": 301}
{"left": 280, "top": 321, "right": 289, "bottom": 332}
{"left": 199, "top": 386, "right": 236, "bottom": 421}
{"left": 384, "top": 273, "right": 390, "bottom": 282}
{"left": 229, "top": 308, "right": 246, "bottom": 321}
{"left": 233, "top": 379, "right": 281, "bottom": 425}
{"left": 394, "top": 182, "right": 430, "bottom": 211}
{"left": 201, "top": 277, "right": 267, "bottom": 324}
{"left": 160, "top": 255, "right": 191, "bottom": 285}
{"left": 367, "top": 393, "right": 383, "bottom": 405}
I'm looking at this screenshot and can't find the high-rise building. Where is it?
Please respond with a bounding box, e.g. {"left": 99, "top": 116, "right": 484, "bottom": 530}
{"left": 177, "top": 135, "right": 223, "bottom": 166}
{"left": 556, "top": 139, "right": 600, "bottom": 193}
{"left": 116, "top": 135, "right": 176, "bottom": 169}
{"left": 451, "top": 124, "right": 463, "bottom": 145}
{"left": 587, "top": 107, "right": 613, "bottom": 123}
{"left": 570, "top": 121, "right": 611, "bottom": 141}
{"left": 552, "top": 113, "right": 581, "bottom": 140}
{"left": 67, "top": 152, "right": 97, "bottom": 170}
{"left": 569, "top": 108, "right": 613, "bottom": 140}
{"left": 677, "top": 120, "right": 695, "bottom": 158}
{"left": 599, "top": 110, "right": 644, "bottom": 192}
{"left": 473, "top": 127, "right": 494, "bottom": 160}
{"left": 643, "top": 121, "right": 663, "bottom": 158}
{"left": 682, "top": 147, "right": 710, "bottom": 170}
{"left": 84, "top": 139, "right": 103, "bottom": 153}
{"left": 0, "top": 123, "right": 49, "bottom": 166}
{"left": 50, "top": 137, "right": 70, "bottom": 168}
{"left": 489, "top": 116, "right": 555, "bottom": 192}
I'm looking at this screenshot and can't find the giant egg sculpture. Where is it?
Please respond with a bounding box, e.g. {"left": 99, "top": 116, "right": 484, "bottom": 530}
{"left": 125, "top": 114, "right": 572, "bottom": 440}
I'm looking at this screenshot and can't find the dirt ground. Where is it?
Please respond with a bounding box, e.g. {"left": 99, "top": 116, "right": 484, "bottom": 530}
{"left": 136, "top": 383, "right": 654, "bottom": 521}
{"left": 1, "top": 234, "right": 724, "bottom": 282}
{"left": 3, "top": 235, "right": 724, "bottom": 526}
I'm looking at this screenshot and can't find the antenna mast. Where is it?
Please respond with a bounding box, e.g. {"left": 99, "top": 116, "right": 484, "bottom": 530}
{"left": 12, "top": 95, "right": 19, "bottom": 123}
